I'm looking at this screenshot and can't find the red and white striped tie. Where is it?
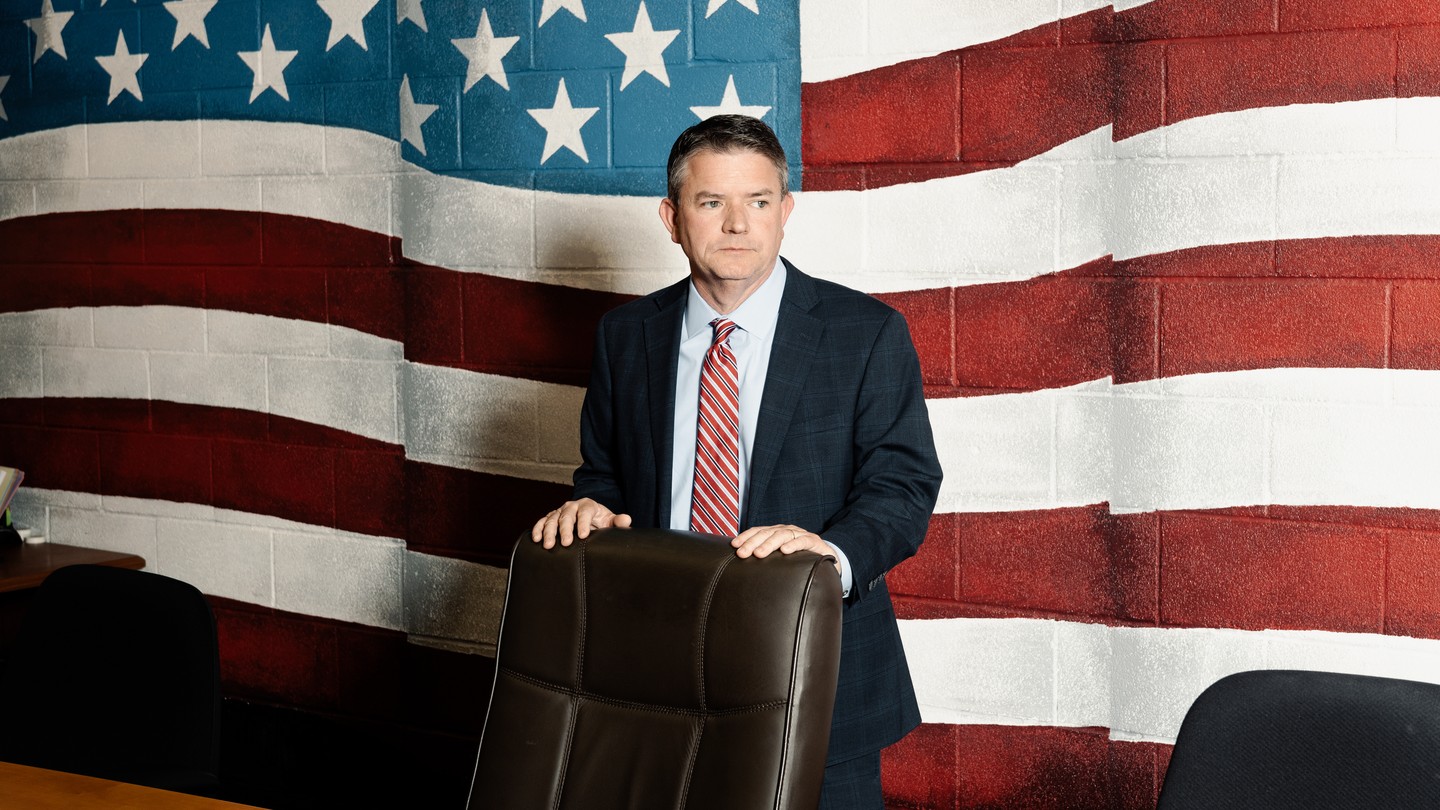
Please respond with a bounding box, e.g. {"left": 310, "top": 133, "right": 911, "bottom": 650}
{"left": 690, "top": 318, "right": 741, "bottom": 536}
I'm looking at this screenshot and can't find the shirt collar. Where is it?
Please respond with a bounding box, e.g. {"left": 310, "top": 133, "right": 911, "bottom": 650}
{"left": 683, "top": 258, "right": 787, "bottom": 342}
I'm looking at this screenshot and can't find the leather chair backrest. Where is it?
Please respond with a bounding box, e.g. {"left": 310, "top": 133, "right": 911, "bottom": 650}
{"left": 1158, "top": 669, "right": 1440, "bottom": 809}
{"left": 467, "top": 528, "right": 842, "bottom": 810}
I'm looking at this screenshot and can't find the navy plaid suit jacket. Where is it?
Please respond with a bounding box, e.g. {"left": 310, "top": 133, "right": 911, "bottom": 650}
{"left": 573, "top": 259, "right": 944, "bottom": 765}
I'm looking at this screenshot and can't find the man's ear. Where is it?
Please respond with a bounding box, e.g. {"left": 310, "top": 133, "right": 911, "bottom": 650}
{"left": 658, "top": 197, "right": 680, "bottom": 244}
{"left": 775, "top": 191, "right": 796, "bottom": 243}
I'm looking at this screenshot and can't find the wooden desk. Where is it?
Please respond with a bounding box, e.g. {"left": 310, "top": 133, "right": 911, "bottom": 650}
{"left": 0, "top": 761, "right": 263, "bottom": 809}
{"left": 0, "top": 542, "right": 145, "bottom": 593}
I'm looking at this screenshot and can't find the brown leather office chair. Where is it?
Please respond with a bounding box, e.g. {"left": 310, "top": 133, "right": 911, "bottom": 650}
{"left": 466, "top": 527, "right": 842, "bottom": 810}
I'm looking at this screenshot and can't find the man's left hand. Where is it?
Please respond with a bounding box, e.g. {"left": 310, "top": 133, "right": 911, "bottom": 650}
{"left": 732, "top": 525, "right": 840, "bottom": 573}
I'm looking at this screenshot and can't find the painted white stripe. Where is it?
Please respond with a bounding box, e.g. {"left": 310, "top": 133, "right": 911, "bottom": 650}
{"left": 3, "top": 98, "right": 1439, "bottom": 294}
{"left": 8, "top": 305, "right": 1440, "bottom": 516}
{"left": 0, "top": 306, "right": 578, "bottom": 481}
{"left": 0, "top": 307, "right": 404, "bottom": 445}
{"left": 8, "top": 488, "right": 507, "bottom": 651}
{"left": 899, "top": 616, "right": 1440, "bottom": 743}
{"left": 932, "top": 368, "right": 1440, "bottom": 514}
{"left": 798, "top": 0, "right": 1124, "bottom": 83}
{"left": 401, "top": 360, "right": 585, "bottom": 481}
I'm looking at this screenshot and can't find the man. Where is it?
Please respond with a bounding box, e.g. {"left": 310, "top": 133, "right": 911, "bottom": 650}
{"left": 531, "top": 114, "right": 942, "bottom": 809}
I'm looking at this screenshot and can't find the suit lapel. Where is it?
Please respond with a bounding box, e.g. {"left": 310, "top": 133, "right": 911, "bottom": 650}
{"left": 643, "top": 279, "right": 687, "bottom": 529}
{"left": 744, "top": 260, "right": 822, "bottom": 528}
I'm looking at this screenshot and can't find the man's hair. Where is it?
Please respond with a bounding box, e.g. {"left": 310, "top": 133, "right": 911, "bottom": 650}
{"left": 665, "top": 114, "right": 789, "bottom": 202}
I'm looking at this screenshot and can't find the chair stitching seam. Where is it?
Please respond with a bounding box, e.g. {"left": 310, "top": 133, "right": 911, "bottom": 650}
{"left": 693, "top": 553, "right": 734, "bottom": 713}
{"left": 499, "top": 668, "right": 787, "bottom": 718}
{"left": 550, "top": 692, "right": 579, "bottom": 810}
{"left": 675, "top": 718, "right": 704, "bottom": 810}
{"left": 774, "top": 560, "right": 821, "bottom": 810}
{"left": 550, "top": 543, "right": 588, "bottom": 810}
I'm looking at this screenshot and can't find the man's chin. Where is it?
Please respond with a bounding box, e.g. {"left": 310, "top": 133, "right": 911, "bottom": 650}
{"left": 707, "top": 257, "right": 770, "bottom": 280}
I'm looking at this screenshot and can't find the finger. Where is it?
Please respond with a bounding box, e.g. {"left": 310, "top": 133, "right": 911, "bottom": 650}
{"left": 730, "top": 527, "right": 762, "bottom": 556}
{"left": 748, "top": 532, "right": 787, "bottom": 558}
{"left": 730, "top": 525, "right": 771, "bottom": 551}
{"left": 736, "top": 528, "right": 788, "bottom": 559}
{"left": 575, "top": 502, "right": 611, "bottom": 540}
{"left": 556, "top": 506, "right": 580, "bottom": 547}
{"left": 545, "top": 511, "right": 565, "bottom": 549}
{"left": 613, "top": 514, "right": 633, "bottom": 528}
{"left": 778, "top": 532, "right": 821, "bottom": 555}
{"left": 531, "top": 515, "right": 547, "bottom": 543}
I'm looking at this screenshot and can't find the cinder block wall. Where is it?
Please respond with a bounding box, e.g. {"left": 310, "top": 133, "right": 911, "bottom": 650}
{"left": 3, "top": 0, "right": 1440, "bottom": 807}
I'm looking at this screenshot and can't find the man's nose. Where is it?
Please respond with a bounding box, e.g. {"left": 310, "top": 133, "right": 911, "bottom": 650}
{"left": 720, "top": 201, "right": 754, "bottom": 233}
{"left": 722, "top": 206, "right": 748, "bottom": 233}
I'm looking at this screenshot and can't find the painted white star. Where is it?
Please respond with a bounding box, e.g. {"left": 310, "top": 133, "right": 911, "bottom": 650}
{"left": 0, "top": 76, "right": 9, "bottom": 122}
{"left": 317, "top": 0, "right": 379, "bottom": 50}
{"left": 538, "top": 0, "right": 585, "bottom": 27}
{"left": 164, "top": 0, "right": 215, "bottom": 49}
{"left": 604, "top": 1, "right": 678, "bottom": 90}
{"left": 238, "top": 24, "right": 298, "bottom": 103}
{"left": 95, "top": 31, "right": 147, "bottom": 104}
{"left": 690, "top": 75, "right": 770, "bottom": 121}
{"left": 399, "top": 74, "right": 439, "bottom": 156}
{"left": 705, "top": 0, "right": 757, "bottom": 18}
{"left": 527, "top": 78, "right": 598, "bottom": 164}
{"left": 396, "top": 0, "right": 426, "bottom": 32}
{"left": 25, "top": 0, "right": 74, "bottom": 63}
{"left": 452, "top": 9, "right": 519, "bottom": 92}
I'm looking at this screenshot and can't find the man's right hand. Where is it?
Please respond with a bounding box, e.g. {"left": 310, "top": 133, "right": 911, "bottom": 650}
{"left": 531, "top": 498, "right": 633, "bottom": 549}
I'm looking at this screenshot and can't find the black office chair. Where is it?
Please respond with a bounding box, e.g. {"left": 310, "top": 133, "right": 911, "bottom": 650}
{"left": 1157, "top": 669, "right": 1440, "bottom": 809}
{"left": 0, "top": 564, "right": 221, "bottom": 794}
{"left": 467, "top": 528, "right": 843, "bottom": 810}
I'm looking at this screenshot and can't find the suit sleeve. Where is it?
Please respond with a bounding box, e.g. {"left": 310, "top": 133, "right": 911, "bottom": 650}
{"left": 572, "top": 318, "right": 626, "bottom": 514}
{"left": 820, "top": 309, "right": 942, "bottom": 605}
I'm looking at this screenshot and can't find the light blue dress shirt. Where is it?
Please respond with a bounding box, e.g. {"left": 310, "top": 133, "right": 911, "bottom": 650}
{"left": 668, "top": 261, "right": 853, "bottom": 594}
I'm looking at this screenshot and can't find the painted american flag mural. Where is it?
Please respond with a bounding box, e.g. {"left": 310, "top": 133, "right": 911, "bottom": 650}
{"left": 4, "top": 0, "right": 1440, "bottom": 805}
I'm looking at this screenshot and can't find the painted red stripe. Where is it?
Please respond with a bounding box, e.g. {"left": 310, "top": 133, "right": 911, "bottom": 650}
{"left": 892, "top": 238, "right": 1440, "bottom": 397}
{"left": 0, "top": 398, "right": 566, "bottom": 563}
{"left": 890, "top": 503, "right": 1440, "bottom": 641}
{"left": 1280, "top": 0, "right": 1440, "bottom": 32}
{"left": 210, "top": 596, "right": 492, "bottom": 736}
{"left": 402, "top": 460, "right": 570, "bottom": 566}
{"left": 882, "top": 723, "right": 1170, "bottom": 810}
{"left": 801, "top": 0, "right": 1440, "bottom": 190}
{"left": 13, "top": 211, "right": 1440, "bottom": 397}
{"left": 0, "top": 212, "right": 632, "bottom": 388}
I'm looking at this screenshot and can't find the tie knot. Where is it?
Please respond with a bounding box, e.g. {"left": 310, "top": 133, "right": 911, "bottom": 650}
{"left": 710, "top": 318, "right": 739, "bottom": 345}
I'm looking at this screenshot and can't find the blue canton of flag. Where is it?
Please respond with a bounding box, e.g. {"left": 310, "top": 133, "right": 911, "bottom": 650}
{"left": 0, "top": 0, "right": 801, "bottom": 196}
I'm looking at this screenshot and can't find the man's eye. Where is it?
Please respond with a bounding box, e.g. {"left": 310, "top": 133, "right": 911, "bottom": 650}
{"left": 753, "top": 200, "right": 768, "bottom": 208}
{"left": 702, "top": 200, "right": 721, "bottom": 209}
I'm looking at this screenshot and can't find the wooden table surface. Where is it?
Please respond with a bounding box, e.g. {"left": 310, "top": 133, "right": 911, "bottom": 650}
{"left": 0, "top": 542, "right": 145, "bottom": 593}
{"left": 0, "top": 762, "right": 264, "bottom": 809}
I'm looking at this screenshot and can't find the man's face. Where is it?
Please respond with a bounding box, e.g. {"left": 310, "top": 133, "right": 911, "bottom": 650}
{"left": 659, "top": 148, "right": 795, "bottom": 299}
